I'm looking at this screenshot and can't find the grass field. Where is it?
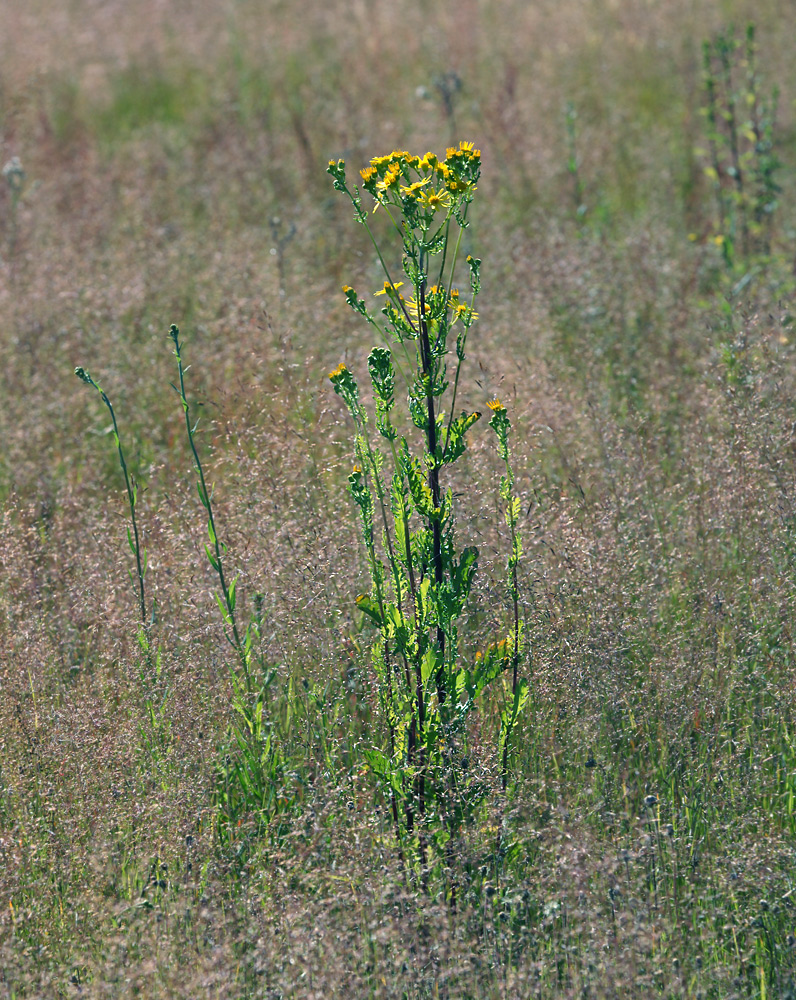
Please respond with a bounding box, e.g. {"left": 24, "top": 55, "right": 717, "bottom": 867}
{"left": 3, "top": 0, "right": 796, "bottom": 996}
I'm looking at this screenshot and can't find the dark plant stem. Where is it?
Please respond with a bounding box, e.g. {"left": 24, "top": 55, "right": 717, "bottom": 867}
{"left": 418, "top": 262, "right": 447, "bottom": 705}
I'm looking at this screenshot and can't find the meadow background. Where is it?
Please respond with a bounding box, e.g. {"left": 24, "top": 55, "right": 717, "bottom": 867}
{"left": 3, "top": 0, "right": 796, "bottom": 996}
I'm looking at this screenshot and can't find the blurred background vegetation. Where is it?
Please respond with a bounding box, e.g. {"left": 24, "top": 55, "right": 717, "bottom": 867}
{"left": 3, "top": 0, "right": 796, "bottom": 996}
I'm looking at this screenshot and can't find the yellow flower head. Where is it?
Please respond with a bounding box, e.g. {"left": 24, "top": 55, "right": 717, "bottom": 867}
{"left": 400, "top": 178, "right": 432, "bottom": 199}
{"left": 377, "top": 163, "right": 402, "bottom": 191}
{"left": 360, "top": 166, "right": 378, "bottom": 183}
{"left": 487, "top": 398, "right": 505, "bottom": 413}
{"left": 420, "top": 187, "right": 451, "bottom": 212}
{"left": 445, "top": 177, "right": 471, "bottom": 194}
{"left": 454, "top": 302, "right": 478, "bottom": 321}
{"left": 374, "top": 281, "right": 404, "bottom": 297}
{"left": 328, "top": 362, "right": 348, "bottom": 381}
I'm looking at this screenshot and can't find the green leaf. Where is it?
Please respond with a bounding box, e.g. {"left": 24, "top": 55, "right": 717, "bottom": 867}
{"left": 205, "top": 544, "right": 220, "bottom": 571}
{"left": 421, "top": 645, "right": 440, "bottom": 687}
{"left": 216, "top": 592, "right": 231, "bottom": 624}
{"left": 356, "top": 593, "right": 384, "bottom": 626}
{"left": 443, "top": 410, "right": 481, "bottom": 465}
{"left": 499, "top": 679, "right": 530, "bottom": 756}
{"left": 368, "top": 347, "right": 395, "bottom": 407}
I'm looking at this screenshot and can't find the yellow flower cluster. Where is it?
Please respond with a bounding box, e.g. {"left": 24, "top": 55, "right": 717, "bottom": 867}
{"left": 446, "top": 140, "right": 480, "bottom": 160}
{"left": 448, "top": 288, "right": 479, "bottom": 323}
{"left": 369, "top": 280, "right": 478, "bottom": 328}
{"left": 358, "top": 142, "right": 481, "bottom": 210}
{"left": 328, "top": 362, "right": 348, "bottom": 381}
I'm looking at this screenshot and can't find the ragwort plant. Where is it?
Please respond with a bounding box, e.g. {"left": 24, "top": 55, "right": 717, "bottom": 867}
{"left": 327, "top": 144, "right": 528, "bottom": 889}
{"left": 698, "top": 22, "right": 781, "bottom": 266}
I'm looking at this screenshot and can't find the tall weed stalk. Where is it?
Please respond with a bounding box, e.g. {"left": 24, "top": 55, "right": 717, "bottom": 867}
{"left": 74, "top": 367, "right": 153, "bottom": 639}
{"left": 168, "top": 325, "right": 290, "bottom": 853}
{"left": 327, "top": 144, "right": 529, "bottom": 893}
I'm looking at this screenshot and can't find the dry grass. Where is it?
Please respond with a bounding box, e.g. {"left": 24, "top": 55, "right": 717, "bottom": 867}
{"left": 2, "top": 0, "right": 796, "bottom": 996}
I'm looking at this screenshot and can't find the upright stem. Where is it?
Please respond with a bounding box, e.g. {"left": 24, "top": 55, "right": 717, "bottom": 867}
{"left": 170, "top": 325, "right": 250, "bottom": 692}
{"left": 74, "top": 368, "right": 149, "bottom": 636}
{"left": 717, "top": 37, "right": 748, "bottom": 256}
{"left": 106, "top": 397, "right": 149, "bottom": 633}
{"left": 418, "top": 255, "right": 447, "bottom": 704}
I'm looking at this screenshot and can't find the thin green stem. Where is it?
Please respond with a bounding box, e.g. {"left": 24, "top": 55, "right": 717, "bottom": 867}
{"left": 446, "top": 203, "right": 469, "bottom": 293}
{"left": 169, "top": 325, "right": 250, "bottom": 692}
{"left": 74, "top": 368, "right": 149, "bottom": 634}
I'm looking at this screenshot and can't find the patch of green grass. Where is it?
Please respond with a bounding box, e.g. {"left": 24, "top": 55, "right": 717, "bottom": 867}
{"left": 90, "top": 60, "right": 215, "bottom": 146}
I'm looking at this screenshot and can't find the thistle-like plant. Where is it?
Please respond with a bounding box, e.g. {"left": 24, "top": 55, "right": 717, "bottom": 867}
{"left": 327, "top": 144, "right": 528, "bottom": 889}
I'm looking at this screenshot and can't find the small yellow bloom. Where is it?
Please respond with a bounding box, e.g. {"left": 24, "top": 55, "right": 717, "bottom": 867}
{"left": 420, "top": 188, "right": 451, "bottom": 212}
{"left": 360, "top": 166, "right": 378, "bottom": 183}
{"left": 328, "top": 363, "right": 347, "bottom": 381}
{"left": 446, "top": 177, "right": 471, "bottom": 194}
{"left": 458, "top": 140, "right": 480, "bottom": 157}
{"left": 342, "top": 285, "right": 354, "bottom": 294}
{"left": 375, "top": 281, "right": 404, "bottom": 297}
{"left": 454, "top": 302, "right": 478, "bottom": 321}
{"left": 377, "top": 164, "right": 402, "bottom": 191}
{"left": 405, "top": 296, "right": 431, "bottom": 323}
{"left": 400, "top": 178, "right": 432, "bottom": 199}
{"left": 487, "top": 398, "right": 505, "bottom": 412}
